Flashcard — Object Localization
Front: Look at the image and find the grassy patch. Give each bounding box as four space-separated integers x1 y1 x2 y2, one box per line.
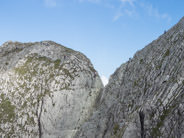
14 66 28 75
89 66 96 73
140 59 144 64
133 80 138 87
0 94 16 123
150 104 175 137
54 59 61 69
163 49 170 58
113 123 120 135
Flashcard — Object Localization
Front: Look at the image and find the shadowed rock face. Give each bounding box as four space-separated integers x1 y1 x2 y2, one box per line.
0 41 103 138
75 17 184 138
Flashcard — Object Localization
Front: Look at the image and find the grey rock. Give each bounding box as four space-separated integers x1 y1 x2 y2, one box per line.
0 41 103 138
75 17 184 138
2 17 184 138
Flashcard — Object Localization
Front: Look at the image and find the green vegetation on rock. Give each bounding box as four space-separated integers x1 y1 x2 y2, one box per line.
0 94 16 123
163 49 170 58
113 123 120 135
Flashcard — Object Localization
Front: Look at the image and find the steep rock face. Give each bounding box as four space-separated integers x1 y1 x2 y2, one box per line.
0 41 103 138
75 17 184 138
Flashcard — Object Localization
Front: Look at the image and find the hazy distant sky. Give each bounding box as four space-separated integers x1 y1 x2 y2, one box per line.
0 0 184 85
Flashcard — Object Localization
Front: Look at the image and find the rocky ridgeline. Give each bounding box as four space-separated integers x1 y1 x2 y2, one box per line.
0 41 103 137
75 17 184 137
1 17 184 138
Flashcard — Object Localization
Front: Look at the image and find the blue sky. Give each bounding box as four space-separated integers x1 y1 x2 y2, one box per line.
0 0 184 85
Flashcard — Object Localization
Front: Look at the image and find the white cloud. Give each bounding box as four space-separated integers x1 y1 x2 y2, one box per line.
44 0 57 7
113 0 136 21
124 9 135 16
140 3 171 22
113 12 123 21
121 0 136 7
101 75 109 86
78 0 101 4
113 0 171 22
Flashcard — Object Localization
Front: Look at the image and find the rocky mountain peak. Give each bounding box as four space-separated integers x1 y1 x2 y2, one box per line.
75 17 184 138
0 41 103 137
1 16 184 138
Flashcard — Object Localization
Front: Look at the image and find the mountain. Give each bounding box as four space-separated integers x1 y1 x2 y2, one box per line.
0 41 103 137
75 17 184 138
1 17 184 138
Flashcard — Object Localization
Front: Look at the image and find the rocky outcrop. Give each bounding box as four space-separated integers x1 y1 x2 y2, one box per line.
2 17 184 138
0 41 103 138
75 17 184 138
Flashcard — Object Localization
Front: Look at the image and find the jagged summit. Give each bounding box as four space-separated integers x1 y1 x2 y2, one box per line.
132 16 184 65
75 17 184 138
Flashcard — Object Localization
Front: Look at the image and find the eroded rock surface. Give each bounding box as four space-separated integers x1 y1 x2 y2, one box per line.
75 17 184 138
0 41 103 138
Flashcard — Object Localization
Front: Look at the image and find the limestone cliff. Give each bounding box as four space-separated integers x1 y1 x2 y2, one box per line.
0 41 103 138
75 17 184 138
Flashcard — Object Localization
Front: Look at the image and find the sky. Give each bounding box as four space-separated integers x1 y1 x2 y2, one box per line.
0 0 184 85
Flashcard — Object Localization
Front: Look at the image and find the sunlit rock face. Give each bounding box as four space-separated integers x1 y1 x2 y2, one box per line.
75 17 184 138
0 41 103 138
